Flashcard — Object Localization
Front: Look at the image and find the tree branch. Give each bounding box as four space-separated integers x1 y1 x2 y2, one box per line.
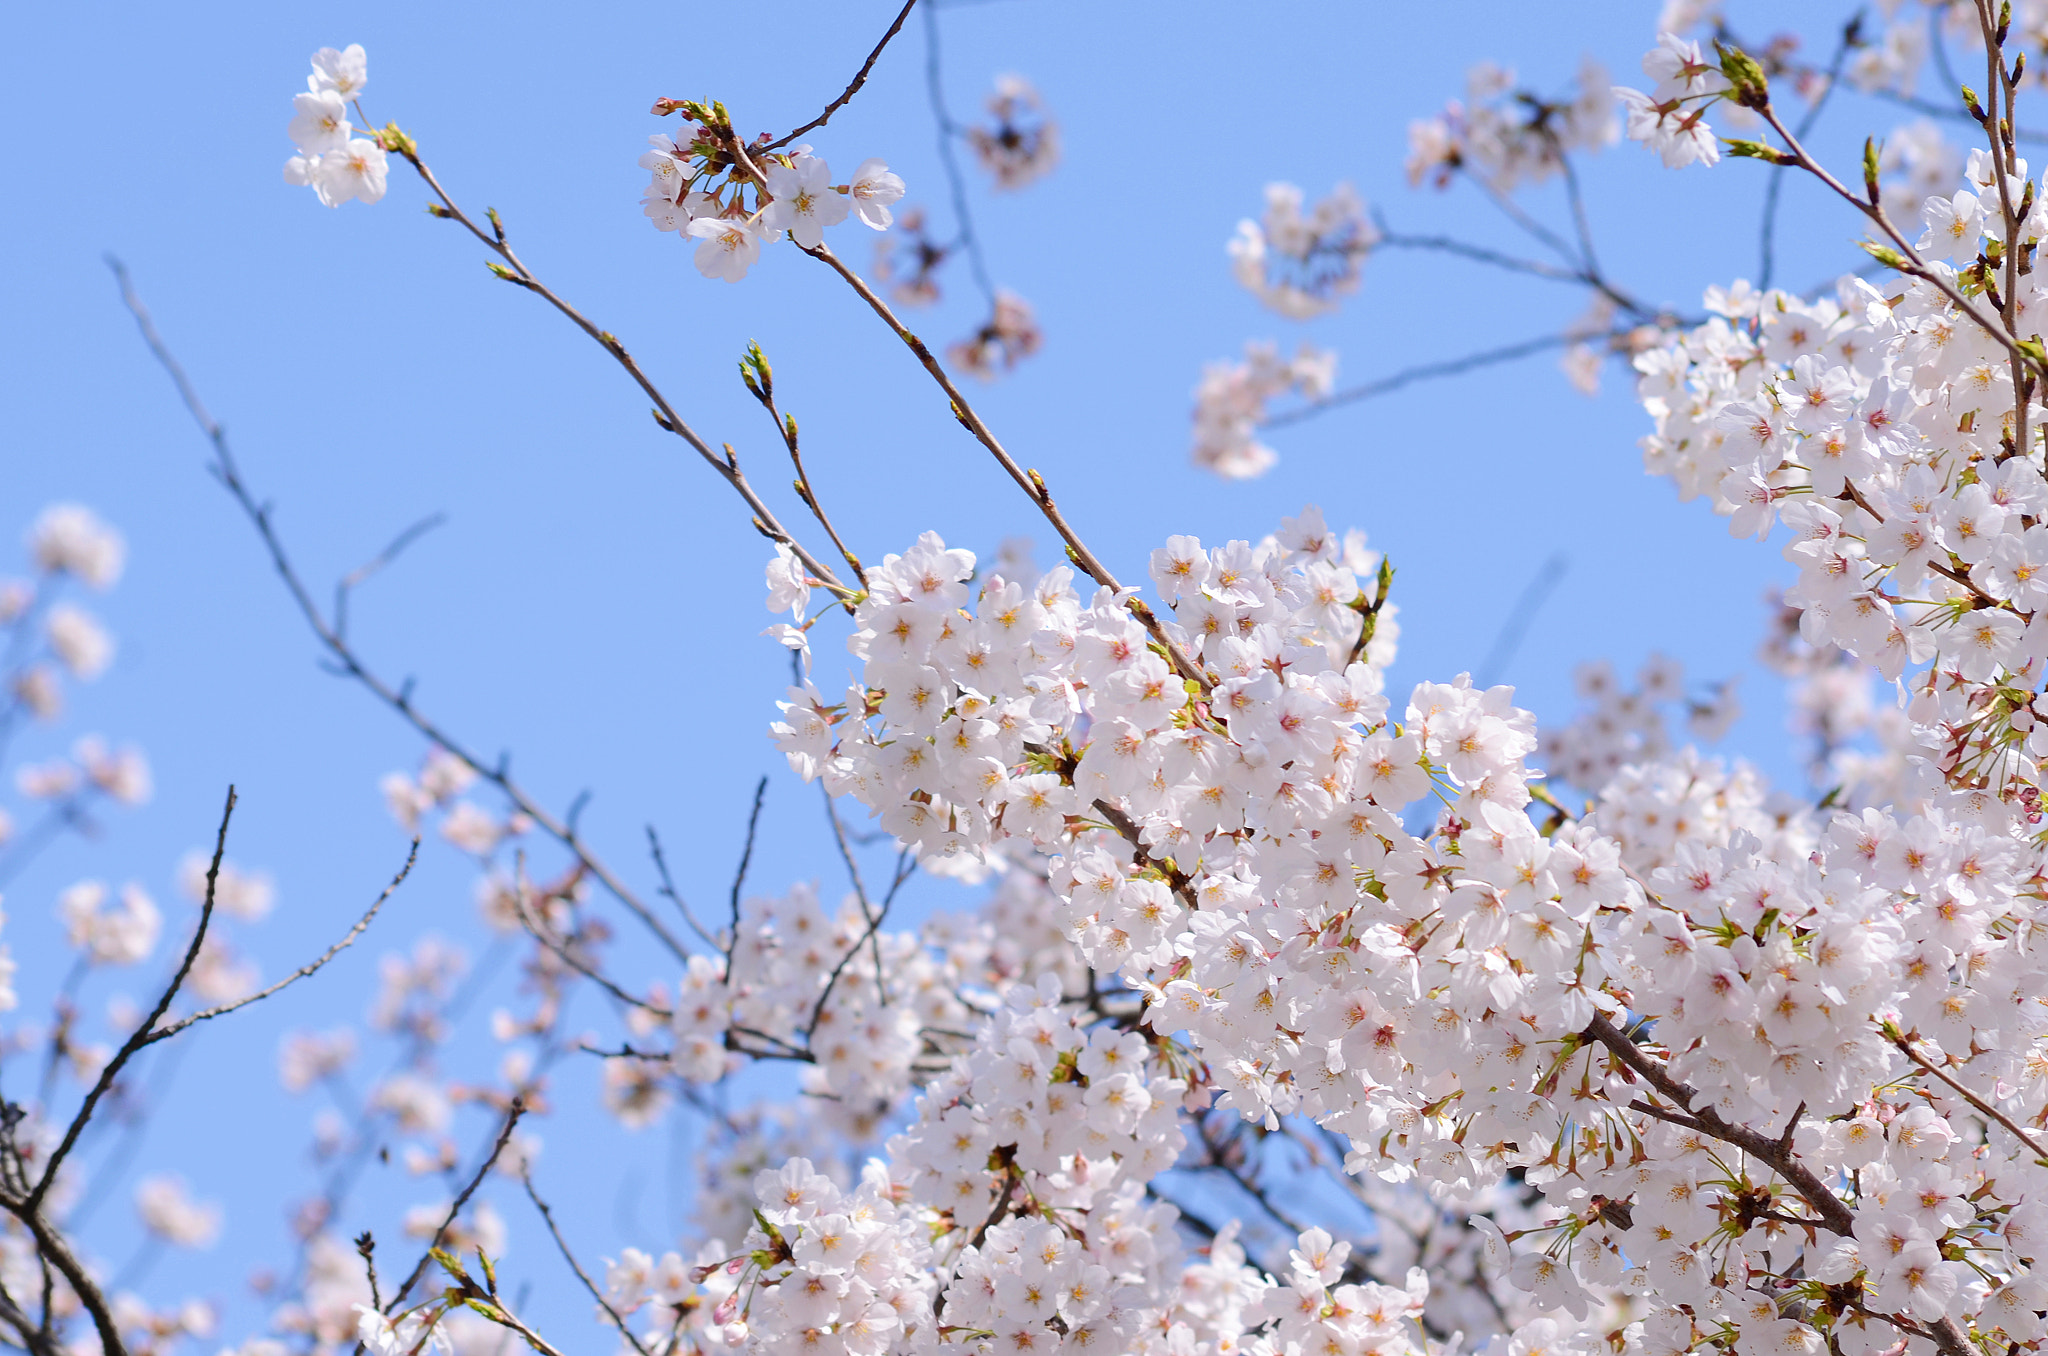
109 257 696 967
30 787 237 1209
763 0 922 151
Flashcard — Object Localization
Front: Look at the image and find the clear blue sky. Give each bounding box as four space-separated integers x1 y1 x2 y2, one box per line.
2 0 1876 1338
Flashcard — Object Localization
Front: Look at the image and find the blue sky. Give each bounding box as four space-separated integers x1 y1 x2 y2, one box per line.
2 0 1885 1338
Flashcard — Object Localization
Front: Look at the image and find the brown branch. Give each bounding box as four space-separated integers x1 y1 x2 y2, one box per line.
1888 1029 2048 1161
762 0 922 151
379 157 853 601
511 891 674 1021
16 1211 123 1356
386 1098 528 1310
1753 104 2045 383
646 825 722 952
521 1171 651 1356
750 364 868 587
727 777 769 967
29 787 236 1210
1585 1014 1852 1234
0 1283 60 1356
148 840 417 1044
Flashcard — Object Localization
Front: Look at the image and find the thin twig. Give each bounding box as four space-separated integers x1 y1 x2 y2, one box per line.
29 787 237 1209
522 1171 652 1356
647 826 722 952
1476 552 1569 687
1889 1030 2048 1161
800 240 1207 690
335 513 447 641
362 153 855 600
386 1099 528 1310
922 3 998 309
764 0 922 151
148 840 418 1044
727 777 769 965
110 257 695 966
1754 104 2045 382
1758 17 1857 290
1260 332 1586 431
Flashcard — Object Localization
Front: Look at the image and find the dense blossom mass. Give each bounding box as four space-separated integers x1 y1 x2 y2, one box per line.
26 13 2048 1356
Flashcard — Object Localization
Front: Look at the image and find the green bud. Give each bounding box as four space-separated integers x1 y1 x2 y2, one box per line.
1724 139 1796 165
378 122 417 157
1715 42 1771 110
1858 240 1907 270
1863 137 1882 205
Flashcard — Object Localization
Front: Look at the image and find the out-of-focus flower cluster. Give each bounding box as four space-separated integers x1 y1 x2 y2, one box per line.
1540 652 1740 795
1229 183 1377 321
966 76 1060 191
1406 57 1617 190
1190 342 1338 479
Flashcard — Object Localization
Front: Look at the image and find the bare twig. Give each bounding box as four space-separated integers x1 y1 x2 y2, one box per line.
363 153 854 601
728 777 769 965
1476 552 1569 687
1758 17 1857 290
748 358 869 587
149 840 418 1044
30 787 237 1209
800 240 1208 690
647 825 722 952
1260 332 1594 431
522 1171 652 1356
110 257 695 967
806 849 912 1035
763 0 922 151
921 3 998 309
335 513 446 641
387 1098 528 1310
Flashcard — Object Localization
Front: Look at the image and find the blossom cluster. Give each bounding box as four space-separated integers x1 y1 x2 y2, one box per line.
1633 150 2048 805
667 980 1477 1356
139 16 2048 1356
1614 34 1729 171
3 505 123 732
281 45 388 207
669 979 1194 1356
638 114 903 281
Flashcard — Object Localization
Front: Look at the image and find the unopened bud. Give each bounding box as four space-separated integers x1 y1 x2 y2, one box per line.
1715 42 1771 110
